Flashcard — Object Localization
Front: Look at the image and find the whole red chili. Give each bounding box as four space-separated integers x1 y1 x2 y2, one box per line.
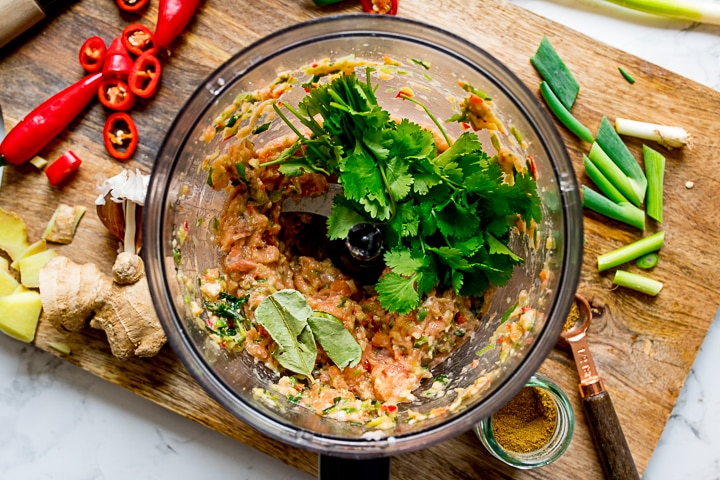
103 112 139 161
122 24 158 56
0 72 103 166
45 151 82 186
103 37 134 79
128 53 162 99
116 0 149 12
154 0 201 49
78 36 106 73
360 0 398 14
98 78 136 111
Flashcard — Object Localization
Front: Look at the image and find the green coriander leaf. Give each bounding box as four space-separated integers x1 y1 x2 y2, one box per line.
376 272 420 314
428 246 472 271
451 270 464 292
327 196 368 240
384 249 424 276
486 233 523 263
385 155 413 201
307 312 361 370
436 197 480 240
255 290 316 378
390 119 436 160
340 147 384 203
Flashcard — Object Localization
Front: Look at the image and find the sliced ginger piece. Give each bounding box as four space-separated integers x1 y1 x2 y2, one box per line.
0 256 9 271
18 249 58 288
0 269 19 296
0 290 43 342
13 284 32 294
43 204 86 244
10 239 47 270
0 208 30 260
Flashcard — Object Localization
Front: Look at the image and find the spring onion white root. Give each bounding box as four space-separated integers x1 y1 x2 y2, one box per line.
615 118 689 149
603 0 720 25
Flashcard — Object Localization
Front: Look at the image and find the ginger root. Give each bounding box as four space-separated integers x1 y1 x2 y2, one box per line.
39 253 166 359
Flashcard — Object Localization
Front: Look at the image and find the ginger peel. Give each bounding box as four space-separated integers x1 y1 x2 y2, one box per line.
39 253 166 359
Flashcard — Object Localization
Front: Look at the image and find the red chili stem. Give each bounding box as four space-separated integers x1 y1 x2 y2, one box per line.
0 72 103 166
154 0 201 49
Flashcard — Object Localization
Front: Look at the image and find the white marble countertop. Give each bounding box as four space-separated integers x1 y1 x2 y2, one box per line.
2 1 720 479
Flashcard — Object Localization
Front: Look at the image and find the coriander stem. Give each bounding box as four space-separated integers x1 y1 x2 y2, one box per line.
597 231 665 272
399 93 452 147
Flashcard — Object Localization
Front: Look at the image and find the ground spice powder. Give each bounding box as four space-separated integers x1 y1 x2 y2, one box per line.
491 386 558 453
564 301 580 332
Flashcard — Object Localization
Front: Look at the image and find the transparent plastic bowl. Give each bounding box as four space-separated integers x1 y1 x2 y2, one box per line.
143 14 583 460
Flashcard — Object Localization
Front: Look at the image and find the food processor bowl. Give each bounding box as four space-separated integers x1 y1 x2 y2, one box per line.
143 13 582 468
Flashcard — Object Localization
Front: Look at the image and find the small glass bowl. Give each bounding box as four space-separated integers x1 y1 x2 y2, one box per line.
474 373 574 469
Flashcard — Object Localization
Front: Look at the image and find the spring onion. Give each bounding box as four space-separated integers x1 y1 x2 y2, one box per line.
643 145 665 222
615 117 689 149
596 116 647 204
587 142 640 206
582 185 645 231
636 252 659 269
583 153 629 204
601 0 720 25
618 67 635 84
612 270 663 296
597 231 665 271
539 81 594 143
531 37 580 110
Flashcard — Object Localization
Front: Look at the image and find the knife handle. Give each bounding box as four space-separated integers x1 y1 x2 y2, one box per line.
582 391 640 480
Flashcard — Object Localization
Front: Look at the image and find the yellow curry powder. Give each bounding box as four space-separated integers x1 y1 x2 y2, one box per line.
491 386 558 453
563 301 580 332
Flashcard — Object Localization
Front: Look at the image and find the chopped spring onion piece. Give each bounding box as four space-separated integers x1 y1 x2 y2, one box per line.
636 252 659 269
597 231 665 272
587 143 638 205
643 145 665 222
601 0 720 25
618 66 635 84
539 81 594 143
582 185 645 231
584 153 628 204
531 36 580 110
615 117 689 149
612 270 663 296
596 116 647 203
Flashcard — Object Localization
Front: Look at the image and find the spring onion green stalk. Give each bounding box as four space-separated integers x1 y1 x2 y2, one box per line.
615 117 689 149
531 37 580 110
636 252 659 269
602 0 720 25
618 67 635 84
582 185 645 231
612 270 664 296
539 81 594 143
588 142 640 206
597 230 665 271
583 154 628 204
643 145 665 222
596 116 647 203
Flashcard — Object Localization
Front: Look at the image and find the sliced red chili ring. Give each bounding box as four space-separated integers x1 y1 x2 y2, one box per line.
45 151 82 186
128 53 162 99
78 36 106 73
98 78 136 111
122 23 158 57
102 37 134 79
360 0 398 14
103 112 139 161
116 0 149 12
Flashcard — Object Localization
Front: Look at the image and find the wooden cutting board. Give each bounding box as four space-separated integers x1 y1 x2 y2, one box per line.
2 0 719 478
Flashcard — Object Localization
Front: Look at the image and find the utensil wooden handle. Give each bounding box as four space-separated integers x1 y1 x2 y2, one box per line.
582 391 640 480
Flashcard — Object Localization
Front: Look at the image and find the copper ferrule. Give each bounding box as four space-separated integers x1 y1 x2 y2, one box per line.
569 338 607 398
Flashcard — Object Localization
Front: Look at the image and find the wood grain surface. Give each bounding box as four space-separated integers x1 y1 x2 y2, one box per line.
2 0 720 478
